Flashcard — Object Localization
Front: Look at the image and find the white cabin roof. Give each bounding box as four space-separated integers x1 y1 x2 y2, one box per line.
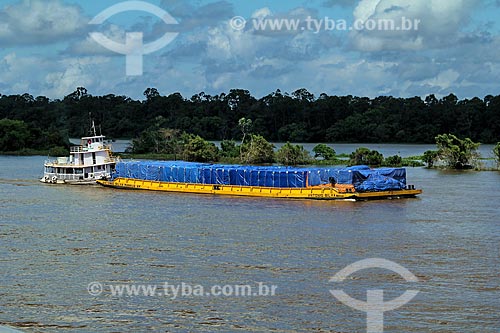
82 135 106 140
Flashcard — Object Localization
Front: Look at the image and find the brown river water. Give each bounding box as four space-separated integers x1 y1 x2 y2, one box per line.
0 152 499 332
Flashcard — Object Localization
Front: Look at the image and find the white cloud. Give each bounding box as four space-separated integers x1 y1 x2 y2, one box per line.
159 0 233 33
0 0 87 45
0 53 47 92
353 0 379 22
351 0 481 51
0 52 114 99
43 57 110 98
251 7 272 19
424 69 460 91
65 25 127 56
206 27 233 60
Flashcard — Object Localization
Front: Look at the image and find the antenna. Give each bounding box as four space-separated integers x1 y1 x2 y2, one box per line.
87 112 97 137
88 112 93 136
91 120 97 136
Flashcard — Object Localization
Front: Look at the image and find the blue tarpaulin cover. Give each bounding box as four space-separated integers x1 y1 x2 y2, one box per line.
113 161 407 191
326 166 406 191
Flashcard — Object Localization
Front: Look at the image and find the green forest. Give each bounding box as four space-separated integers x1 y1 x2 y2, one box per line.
1 87 500 153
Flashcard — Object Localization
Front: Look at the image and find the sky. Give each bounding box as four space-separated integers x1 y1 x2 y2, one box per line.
0 0 499 100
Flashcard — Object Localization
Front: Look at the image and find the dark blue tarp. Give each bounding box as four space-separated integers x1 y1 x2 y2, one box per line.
327 166 406 191
113 161 407 191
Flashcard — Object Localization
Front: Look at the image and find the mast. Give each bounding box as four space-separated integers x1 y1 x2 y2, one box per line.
88 112 97 137
90 120 97 137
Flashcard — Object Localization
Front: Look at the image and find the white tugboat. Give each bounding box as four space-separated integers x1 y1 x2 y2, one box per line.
40 123 118 184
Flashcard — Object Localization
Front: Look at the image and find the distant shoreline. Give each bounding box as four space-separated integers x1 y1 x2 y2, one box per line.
0 150 52 156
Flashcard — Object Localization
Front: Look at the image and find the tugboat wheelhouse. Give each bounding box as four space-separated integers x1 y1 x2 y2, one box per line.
41 124 118 184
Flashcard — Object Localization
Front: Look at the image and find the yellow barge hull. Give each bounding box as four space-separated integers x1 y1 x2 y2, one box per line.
97 178 422 201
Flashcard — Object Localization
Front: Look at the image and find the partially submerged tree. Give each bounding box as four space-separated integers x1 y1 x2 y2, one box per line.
435 134 480 169
349 147 383 166
238 117 252 145
182 135 219 162
238 117 253 160
276 142 311 166
312 144 336 160
220 140 240 159
423 150 439 168
493 143 500 167
240 134 275 164
130 127 183 154
384 155 402 167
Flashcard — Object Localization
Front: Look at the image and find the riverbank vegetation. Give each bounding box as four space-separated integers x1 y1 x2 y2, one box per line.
124 123 425 168
0 118 68 155
124 123 500 171
2 87 500 145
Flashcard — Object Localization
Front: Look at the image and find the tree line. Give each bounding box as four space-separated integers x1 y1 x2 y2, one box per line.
2 87 500 153
128 119 425 168
129 126 500 170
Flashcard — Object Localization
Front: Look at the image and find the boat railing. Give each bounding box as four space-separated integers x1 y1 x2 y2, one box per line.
71 145 113 153
43 171 111 182
102 144 114 151
70 146 85 152
44 159 70 165
46 158 117 166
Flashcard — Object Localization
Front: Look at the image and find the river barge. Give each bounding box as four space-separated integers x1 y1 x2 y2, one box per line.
97 161 422 200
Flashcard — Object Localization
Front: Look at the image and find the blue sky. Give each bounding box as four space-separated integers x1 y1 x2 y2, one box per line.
0 0 499 100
